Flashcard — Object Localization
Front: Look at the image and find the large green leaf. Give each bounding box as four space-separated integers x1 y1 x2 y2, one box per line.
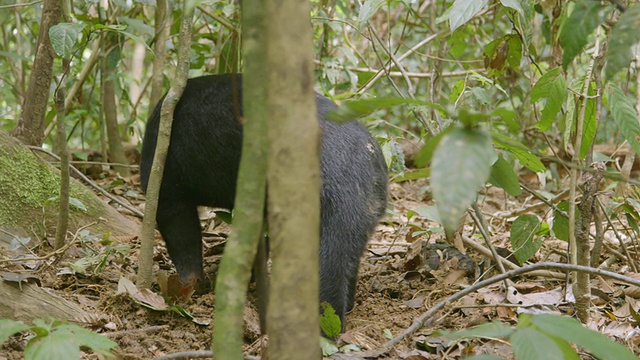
358 0 385 24
605 4 640 80
483 34 522 78
537 75 566 131
510 214 544 264
319 302 342 339
511 327 566 360
415 128 450 168
579 82 597 159
559 0 607 68
25 332 81 360
531 314 637 360
447 0 489 32
49 23 87 58
531 67 562 102
608 85 640 156
552 201 576 242
489 155 522 197
326 97 434 123
531 68 566 132
54 323 118 356
500 0 523 13
491 132 546 173
0 319 31 344
431 127 494 235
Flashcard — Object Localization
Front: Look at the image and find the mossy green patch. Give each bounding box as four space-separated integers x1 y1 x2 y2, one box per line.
0 143 105 230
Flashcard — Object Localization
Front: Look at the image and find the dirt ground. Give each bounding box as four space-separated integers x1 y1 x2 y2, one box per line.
2 168 640 359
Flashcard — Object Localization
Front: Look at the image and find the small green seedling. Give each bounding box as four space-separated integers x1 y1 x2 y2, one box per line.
0 318 117 359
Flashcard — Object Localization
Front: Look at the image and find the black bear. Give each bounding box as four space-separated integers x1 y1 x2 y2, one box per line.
140 74 388 327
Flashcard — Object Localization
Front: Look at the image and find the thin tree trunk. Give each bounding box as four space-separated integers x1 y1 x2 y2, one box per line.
212 0 268 356
150 0 170 108
101 36 130 176
137 1 194 291
54 65 70 250
265 0 321 357
12 0 62 146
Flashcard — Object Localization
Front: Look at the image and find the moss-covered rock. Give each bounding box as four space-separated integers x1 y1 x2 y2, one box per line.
0 131 139 241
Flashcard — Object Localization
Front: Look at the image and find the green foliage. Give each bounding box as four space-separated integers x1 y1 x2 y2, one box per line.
431 126 495 236
319 302 342 339
45 195 88 213
320 336 339 356
358 0 385 25
605 4 640 80
488 156 521 197
483 34 522 78
445 0 489 32
607 85 640 156
510 214 547 264
326 97 434 123
552 201 576 242
531 68 565 132
49 23 88 58
379 135 406 174
579 82 598 159
491 133 546 173
438 314 636 360
0 319 117 359
559 0 608 68
319 302 361 356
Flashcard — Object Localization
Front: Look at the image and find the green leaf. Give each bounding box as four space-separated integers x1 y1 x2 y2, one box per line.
319 336 339 356
320 302 342 339
431 127 495 235
531 314 637 360
326 97 434 123
552 201 573 241
69 197 87 212
412 205 441 223
492 108 519 133
440 321 514 340
214 210 233 224
49 23 87 58
500 0 523 13
537 76 566 131
511 327 565 360
458 108 491 127
449 79 465 104
605 4 640 80
359 0 385 24
489 155 522 197
559 0 607 68
392 168 430 182
94 24 153 53
530 67 566 133
531 67 562 102
380 137 405 173
30 319 53 336
415 127 452 168
491 132 546 173
608 85 640 156
506 34 523 70
0 319 31 344
26 332 81 360
54 323 117 356
510 215 543 263
448 0 489 32
579 82 597 159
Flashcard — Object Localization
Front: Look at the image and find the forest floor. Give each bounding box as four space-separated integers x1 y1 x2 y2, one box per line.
2 164 640 359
